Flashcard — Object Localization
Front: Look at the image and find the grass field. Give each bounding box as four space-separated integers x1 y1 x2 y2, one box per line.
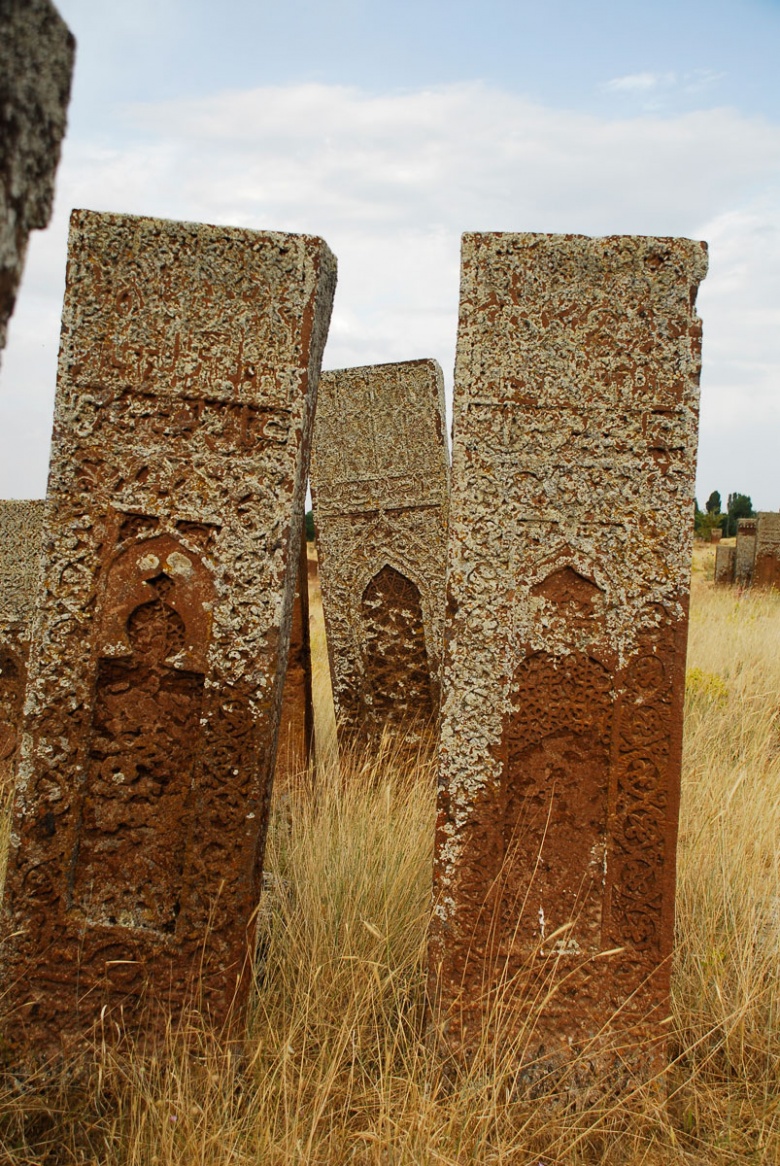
2 543 780 1164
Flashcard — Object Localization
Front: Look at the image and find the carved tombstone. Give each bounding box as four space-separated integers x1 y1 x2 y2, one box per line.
430 233 707 1083
0 0 74 365
710 528 722 543
753 513 780 589
734 518 757 587
0 501 44 788
1 210 336 1063
311 360 449 748
714 543 736 586
272 531 314 788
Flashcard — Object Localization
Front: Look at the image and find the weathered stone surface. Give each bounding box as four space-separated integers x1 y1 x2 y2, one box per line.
272 529 314 787
710 528 722 543
430 232 707 1083
311 360 449 747
714 543 736 586
1 209 336 1063
0 500 44 788
0 0 74 365
753 513 780 589
734 518 757 587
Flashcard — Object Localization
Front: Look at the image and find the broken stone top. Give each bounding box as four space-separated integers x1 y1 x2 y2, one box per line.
314 359 449 515
0 500 44 628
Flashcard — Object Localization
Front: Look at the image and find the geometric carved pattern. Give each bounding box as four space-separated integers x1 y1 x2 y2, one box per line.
1 210 336 1066
430 232 708 1085
311 360 449 750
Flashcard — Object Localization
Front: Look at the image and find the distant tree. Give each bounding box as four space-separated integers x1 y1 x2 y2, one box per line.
695 492 724 539
706 490 722 515
305 509 315 541
723 492 755 538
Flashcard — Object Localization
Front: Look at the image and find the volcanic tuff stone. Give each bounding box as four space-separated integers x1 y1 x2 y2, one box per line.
430 232 707 1085
311 360 449 747
0 0 74 366
0 500 44 787
1 209 336 1064
272 531 314 788
753 512 780 589
714 543 736 586
735 518 757 586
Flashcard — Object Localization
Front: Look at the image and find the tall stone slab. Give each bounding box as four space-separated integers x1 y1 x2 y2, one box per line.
311 360 449 747
734 518 757 586
272 530 314 787
753 513 780 589
0 501 44 788
1 210 336 1063
714 543 736 586
430 233 707 1082
0 0 74 365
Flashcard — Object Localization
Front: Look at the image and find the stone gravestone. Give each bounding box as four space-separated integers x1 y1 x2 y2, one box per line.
0 501 44 787
430 232 707 1083
714 543 736 586
734 518 757 587
272 530 314 788
753 512 780 589
0 0 74 366
710 528 722 543
311 359 449 749
1 209 336 1064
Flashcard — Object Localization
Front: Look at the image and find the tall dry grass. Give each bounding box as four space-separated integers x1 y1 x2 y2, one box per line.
1 544 780 1163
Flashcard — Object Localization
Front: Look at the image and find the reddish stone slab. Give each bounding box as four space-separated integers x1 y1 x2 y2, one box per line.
0 0 74 365
753 513 780 589
430 233 707 1086
0 501 44 789
272 530 314 789
734 518 757 586
0 210 336 1065
311 360 449 749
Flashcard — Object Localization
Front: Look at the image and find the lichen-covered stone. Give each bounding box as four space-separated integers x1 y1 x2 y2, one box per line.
311 360 449 747
0 209 336 1065
0 500 44 788
753 513 780 589
430 232 707 1085
735 518 757 586
272 530 314 788
714 543 736 586
0 0 74 365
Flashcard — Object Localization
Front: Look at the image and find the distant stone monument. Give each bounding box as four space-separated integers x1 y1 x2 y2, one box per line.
311 360 449 748
710 528 722 543
734 518 757 586
753 512 780 589
0 0 74 366
430 233 707 1083
272 532 314 787
1 210 336 1064
714 543 736 586
0 501 44 785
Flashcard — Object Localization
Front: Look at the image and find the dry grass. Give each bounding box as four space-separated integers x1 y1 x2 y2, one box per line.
2 544 780 1163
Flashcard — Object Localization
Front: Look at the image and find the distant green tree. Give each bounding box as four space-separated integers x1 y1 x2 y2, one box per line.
706 490 722 515
723 492 755 538
305 509 315 541
696 492 724 539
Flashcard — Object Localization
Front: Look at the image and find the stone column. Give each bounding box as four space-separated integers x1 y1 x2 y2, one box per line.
734 518 757 587
430 232 707 1084
753 513 780 589
714 544 736 586
1 210 336 1065
0 0 74 366
311 359 449 752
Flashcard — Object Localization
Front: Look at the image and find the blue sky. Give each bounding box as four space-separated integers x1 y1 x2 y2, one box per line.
2 0 780 505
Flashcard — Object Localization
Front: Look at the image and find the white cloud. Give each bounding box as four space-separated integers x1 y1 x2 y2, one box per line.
604 72 676 93
2 81 780 505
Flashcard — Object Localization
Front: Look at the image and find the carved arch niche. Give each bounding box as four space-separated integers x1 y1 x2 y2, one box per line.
358 563 434 737
71 532 215 935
